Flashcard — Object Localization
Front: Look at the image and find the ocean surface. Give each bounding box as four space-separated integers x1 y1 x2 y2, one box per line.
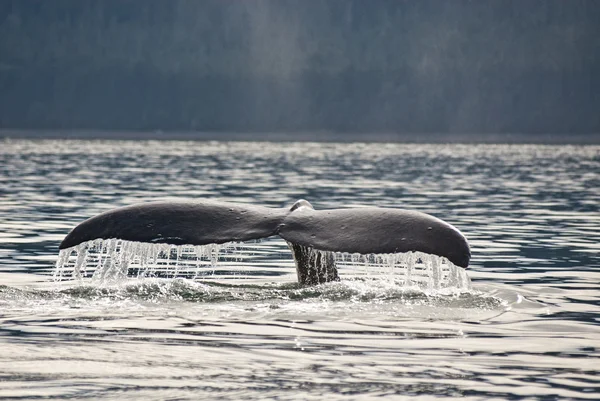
0 139 599 400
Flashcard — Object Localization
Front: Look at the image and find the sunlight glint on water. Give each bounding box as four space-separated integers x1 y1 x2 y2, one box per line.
1 140 599 400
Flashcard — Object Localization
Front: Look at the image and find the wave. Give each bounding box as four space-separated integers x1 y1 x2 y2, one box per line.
1 277 506 311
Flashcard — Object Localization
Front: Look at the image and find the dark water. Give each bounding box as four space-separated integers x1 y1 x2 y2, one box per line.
1 139 599 400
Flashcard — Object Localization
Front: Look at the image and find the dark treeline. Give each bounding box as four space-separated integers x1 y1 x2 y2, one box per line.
0 0 599 134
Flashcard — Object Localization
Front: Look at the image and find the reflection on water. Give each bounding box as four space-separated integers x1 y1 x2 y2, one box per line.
0 140 599 399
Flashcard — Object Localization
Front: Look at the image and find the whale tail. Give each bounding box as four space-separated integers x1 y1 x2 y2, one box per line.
60 199 470 286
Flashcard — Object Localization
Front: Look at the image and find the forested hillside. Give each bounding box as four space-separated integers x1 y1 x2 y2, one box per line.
1 0 598 134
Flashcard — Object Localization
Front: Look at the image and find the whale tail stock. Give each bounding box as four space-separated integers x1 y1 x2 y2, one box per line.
60 199 470 286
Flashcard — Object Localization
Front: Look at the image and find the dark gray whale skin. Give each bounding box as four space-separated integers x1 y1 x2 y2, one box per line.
59 201 288 250
60 200 470 285
278 207 471 269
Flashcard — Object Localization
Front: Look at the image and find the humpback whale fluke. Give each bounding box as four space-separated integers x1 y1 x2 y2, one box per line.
60 200 470 286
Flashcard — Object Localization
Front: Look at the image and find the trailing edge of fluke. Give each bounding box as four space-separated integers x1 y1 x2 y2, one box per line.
60 199 471 286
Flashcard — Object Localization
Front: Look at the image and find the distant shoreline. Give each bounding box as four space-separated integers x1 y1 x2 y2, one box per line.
1 129 599 144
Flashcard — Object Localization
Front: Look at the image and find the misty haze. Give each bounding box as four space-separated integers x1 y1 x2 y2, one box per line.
0 0 599 141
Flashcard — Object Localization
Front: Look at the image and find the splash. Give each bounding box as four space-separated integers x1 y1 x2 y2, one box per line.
54 239 471 290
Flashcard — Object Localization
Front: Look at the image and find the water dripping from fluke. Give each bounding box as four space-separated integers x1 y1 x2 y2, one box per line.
54 239 229 284
54 239 471 291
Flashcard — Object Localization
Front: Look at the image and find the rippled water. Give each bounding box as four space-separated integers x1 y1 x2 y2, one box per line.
1 139 599 400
